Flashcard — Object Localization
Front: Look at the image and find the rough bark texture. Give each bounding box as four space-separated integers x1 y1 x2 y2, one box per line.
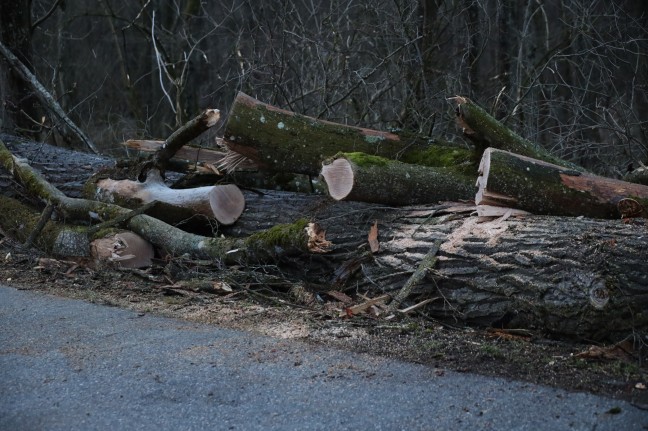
2 138 647 340
451 96 583 171
477 148 648 218
321 152 475 204
123 139 257 171
223 92 472 176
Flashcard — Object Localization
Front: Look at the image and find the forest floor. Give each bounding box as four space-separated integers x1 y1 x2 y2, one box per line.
1 235 647 409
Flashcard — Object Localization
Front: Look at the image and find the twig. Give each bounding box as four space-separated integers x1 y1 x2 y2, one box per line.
23 201 55 249
388 239 442 311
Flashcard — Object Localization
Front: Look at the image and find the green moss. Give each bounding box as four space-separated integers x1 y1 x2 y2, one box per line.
244 219 309 252
401 145 473 168
342 152 389 167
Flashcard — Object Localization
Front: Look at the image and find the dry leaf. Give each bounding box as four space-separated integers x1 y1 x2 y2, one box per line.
368 220 380 253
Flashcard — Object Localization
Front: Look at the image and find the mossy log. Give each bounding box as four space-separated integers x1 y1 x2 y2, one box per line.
3 139 647 340
477 148 648 218
320 152 475 205
0 139 329 263
223 92 473 176
0 195 91 256
234 193 648 341
451 96 583 171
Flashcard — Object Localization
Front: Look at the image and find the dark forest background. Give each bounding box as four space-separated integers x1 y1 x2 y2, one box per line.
1 0 647 177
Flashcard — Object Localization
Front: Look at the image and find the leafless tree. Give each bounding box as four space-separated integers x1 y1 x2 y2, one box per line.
2 0 645 175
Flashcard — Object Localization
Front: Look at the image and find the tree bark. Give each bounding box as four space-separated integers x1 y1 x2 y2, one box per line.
2 138 647 341
0 138 329 263
0 0 40 138
476 148 648 218
123 138 257 171
450 96 583 170
320 152 475 204
223 92 473 176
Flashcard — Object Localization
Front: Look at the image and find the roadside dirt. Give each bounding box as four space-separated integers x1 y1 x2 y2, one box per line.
1 235 646 409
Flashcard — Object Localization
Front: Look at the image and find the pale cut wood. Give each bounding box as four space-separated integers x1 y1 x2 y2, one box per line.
322 158 354 200
96 170 245 225
91 231 154 268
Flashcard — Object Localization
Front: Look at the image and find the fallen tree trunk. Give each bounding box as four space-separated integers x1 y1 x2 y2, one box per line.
2 139 647 341
94 170 245 225
223 92 473 175
0 138 329 263
476 148 648 218
450 96 583 171
320 152 475 204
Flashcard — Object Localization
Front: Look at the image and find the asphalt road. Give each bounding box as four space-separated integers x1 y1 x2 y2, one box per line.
1 285 645 431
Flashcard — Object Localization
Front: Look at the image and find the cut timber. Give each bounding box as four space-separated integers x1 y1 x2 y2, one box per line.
320 153 475 205
4 140 647 341
476 148 648 218
450 96 583 171
0 138 328 263
90 231 154 268
123 139 257 171
223 92 473 176
95 170 245 225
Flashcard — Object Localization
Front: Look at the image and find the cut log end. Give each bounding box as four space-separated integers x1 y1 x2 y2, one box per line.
209 184 245 225
204 109 221 127
321 158 354 201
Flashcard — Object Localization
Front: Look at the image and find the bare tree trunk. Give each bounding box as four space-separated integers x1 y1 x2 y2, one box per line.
0 41 98 153
0 0 41 138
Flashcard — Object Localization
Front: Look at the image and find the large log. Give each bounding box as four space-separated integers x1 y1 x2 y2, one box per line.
2 139 647 340
476 148 648 218
320 152 475 204
223 92 473 176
